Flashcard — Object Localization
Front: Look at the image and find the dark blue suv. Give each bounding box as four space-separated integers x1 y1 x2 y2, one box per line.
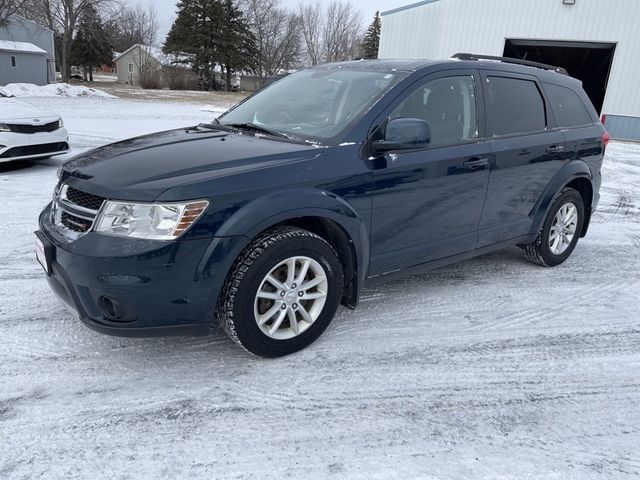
36 55 607 357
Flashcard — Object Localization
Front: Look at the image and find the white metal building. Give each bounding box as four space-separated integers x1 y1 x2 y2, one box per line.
379 0 640 141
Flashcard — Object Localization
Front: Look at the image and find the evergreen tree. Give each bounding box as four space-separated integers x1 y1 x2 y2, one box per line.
71 5 113 81
361 11 381 59
219 0 256 91
164 0 256 91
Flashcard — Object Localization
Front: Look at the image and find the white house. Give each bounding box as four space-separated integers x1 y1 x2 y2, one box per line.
379 0 640 141
114 44 196 89
0 15 56 85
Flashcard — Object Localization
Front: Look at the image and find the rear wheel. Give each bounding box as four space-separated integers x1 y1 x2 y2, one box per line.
523 188 585 266
217 227 343 357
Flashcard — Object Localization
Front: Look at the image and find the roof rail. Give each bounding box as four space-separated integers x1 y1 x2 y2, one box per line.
451 53 569 76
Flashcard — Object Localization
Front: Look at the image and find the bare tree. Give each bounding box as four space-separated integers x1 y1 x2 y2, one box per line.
0 0 28 22
299 1 363 66
298 2 322 65
131 46 162 89
242 0 301 81
111 1 159 50
17 0 116 82
322 1 362 62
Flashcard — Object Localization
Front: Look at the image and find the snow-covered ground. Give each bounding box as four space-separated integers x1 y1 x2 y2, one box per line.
1 96 639 479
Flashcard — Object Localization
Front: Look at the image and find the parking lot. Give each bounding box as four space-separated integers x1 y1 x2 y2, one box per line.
1 94 639 479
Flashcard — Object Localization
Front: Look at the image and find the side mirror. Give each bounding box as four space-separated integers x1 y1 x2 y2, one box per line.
372 118 431 153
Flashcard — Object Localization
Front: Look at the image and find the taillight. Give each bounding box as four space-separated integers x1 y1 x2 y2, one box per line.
600 114 606 125
602 130 610 149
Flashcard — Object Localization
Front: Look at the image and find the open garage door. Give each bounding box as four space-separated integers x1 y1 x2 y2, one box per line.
504 39 616 114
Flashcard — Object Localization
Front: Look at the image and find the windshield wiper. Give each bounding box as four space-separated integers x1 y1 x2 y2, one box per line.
196 122 233 132
224 122 291 139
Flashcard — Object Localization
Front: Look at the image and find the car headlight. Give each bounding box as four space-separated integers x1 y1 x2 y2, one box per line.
94 200 209 240
0 124 10 133
58 118 64 128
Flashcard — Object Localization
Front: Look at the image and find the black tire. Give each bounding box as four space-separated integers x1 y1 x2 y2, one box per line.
523 188 585 267
217 226 343 358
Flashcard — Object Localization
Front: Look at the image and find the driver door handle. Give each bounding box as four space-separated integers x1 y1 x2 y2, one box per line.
546 144 565 154
463 157 489 169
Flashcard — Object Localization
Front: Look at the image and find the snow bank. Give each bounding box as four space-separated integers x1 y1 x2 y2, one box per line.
0 83 115 99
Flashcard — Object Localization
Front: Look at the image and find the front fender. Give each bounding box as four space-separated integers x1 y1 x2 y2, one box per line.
196 187 370 290
216 188 363 237
529 159 593 235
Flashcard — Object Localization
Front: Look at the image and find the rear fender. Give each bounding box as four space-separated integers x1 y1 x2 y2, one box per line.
529 160 593 235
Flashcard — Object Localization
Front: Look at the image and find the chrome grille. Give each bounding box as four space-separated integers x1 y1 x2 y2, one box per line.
52 183 105 239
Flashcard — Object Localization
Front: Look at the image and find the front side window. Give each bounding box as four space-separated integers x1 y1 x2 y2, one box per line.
487 76 546 136
545 83 594 128
390 76 478 147
218 68 404 144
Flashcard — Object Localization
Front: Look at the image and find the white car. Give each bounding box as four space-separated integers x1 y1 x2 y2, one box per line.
0 92 70 163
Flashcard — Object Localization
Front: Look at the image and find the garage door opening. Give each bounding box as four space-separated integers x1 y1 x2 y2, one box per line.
503 39 616 114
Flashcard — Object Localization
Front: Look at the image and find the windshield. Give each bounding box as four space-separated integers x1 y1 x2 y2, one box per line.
218 68 405 144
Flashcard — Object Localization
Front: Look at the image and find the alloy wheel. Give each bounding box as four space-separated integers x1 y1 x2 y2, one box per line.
253 256 328 340
549 202 578 255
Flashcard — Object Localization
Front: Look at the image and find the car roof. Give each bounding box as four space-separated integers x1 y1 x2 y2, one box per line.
313 58 448 72
314 58 580 86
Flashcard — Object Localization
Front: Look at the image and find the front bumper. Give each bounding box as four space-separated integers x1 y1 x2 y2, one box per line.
38 204 246 337
0 128 70 162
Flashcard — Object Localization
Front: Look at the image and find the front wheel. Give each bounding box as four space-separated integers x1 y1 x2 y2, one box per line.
522 188 585 267
217 227 343 357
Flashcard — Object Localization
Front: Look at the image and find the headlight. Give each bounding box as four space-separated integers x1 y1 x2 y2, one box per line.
56 164 64 179
94 200 209 240
0 124 10 133
58 118 64 128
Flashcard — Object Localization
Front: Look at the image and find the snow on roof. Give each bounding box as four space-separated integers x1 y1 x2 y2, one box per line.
0 40 46 54
7 14 54 34
114 44 192 69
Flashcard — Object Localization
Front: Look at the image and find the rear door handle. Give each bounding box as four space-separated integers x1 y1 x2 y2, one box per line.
546 145 565 154
463 157 489 169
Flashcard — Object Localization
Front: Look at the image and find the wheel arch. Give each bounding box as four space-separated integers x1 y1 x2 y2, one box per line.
565 176 594 237
272 216 360 308
198 188 369 309
530 160 594 237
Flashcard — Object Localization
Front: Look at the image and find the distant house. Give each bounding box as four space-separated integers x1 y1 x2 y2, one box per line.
114 44 196 89
97 51 120 75
0 15 56 85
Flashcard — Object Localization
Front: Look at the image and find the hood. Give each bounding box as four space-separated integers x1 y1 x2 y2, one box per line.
0 97 60 123
61 127 320 201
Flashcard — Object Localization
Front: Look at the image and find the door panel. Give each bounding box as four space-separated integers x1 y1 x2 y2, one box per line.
478 131 567 246
368 71 490 276
477 71 568 247
370 142 491 275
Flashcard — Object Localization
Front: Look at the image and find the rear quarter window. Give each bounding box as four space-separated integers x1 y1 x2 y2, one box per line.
544 83 594 128
486 76 546 136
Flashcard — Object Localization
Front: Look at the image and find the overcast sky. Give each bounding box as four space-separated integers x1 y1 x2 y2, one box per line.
138 0 411 45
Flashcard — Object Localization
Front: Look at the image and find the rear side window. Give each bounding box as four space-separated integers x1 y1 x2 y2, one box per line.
486 76 546 136
545 83 593 127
